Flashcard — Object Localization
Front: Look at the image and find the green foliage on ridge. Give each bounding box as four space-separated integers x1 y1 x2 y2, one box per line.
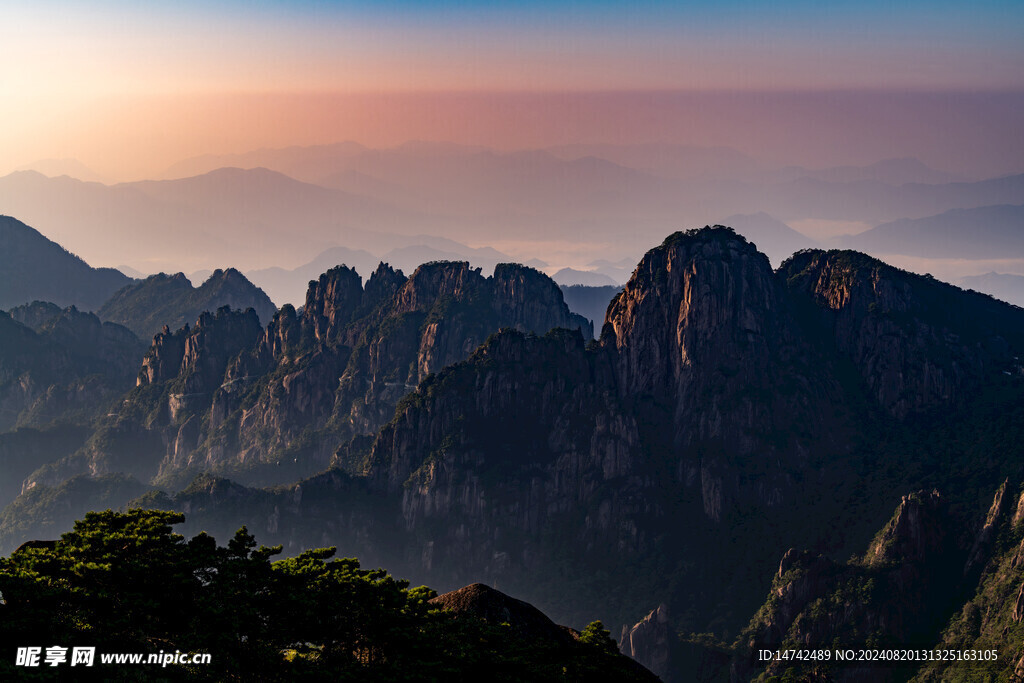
0 509 654 682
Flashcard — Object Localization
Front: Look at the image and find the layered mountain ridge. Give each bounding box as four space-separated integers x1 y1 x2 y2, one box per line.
22 259 591 493
0 304 143 433
4 226 1024 681
99 268 277 340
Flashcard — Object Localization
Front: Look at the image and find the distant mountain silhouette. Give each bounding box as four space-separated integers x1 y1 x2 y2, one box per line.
98 269 277 340
247 246 380 306
721 212 818 266
160 141 373 181
0 169 436 273
115 265 149 279
4 147 1022 277
559 284 623 333
585 257 639 285
778 157 963 185
761 175 1024 224
960 272 1024 308
0 215 131 311
545 143 766 181
14 158 109 184
552 268 619 287
839 204 1024 259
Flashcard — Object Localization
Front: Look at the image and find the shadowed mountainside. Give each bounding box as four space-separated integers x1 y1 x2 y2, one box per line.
98 269 277 340
0 215 131 311
3 227 1024 682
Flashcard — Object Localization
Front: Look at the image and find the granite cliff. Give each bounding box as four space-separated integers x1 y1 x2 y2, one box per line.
23 260 591 490
781 249 1024 418
0 304 143 432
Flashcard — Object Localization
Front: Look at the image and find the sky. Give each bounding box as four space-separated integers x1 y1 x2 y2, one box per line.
2 1 1023 180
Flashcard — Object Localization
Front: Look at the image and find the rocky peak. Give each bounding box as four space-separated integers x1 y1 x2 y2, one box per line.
178 306 263 396
759 549 838 644
600 227 835 519
604 226 791 402
491 263 593 338
162 272 193 288
620 604 674 681
302 266 364 343
137 306 261 394
137 325 189 386
7 301 63 330
429 583 573 646
197 268 267 312
392 261 482 314
866 489 946 567
781 249 1024 417
261 304 304 360
741 489 960 681
362 262 407 311
1014 488 1024 528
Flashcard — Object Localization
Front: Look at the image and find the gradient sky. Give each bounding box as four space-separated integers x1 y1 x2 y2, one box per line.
3 0 1024 179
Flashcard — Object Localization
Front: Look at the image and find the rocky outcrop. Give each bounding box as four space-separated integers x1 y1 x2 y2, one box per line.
740 490 957 681
964 479 1013 576
137 325 189 386
363 328 651 583
620 604 674 681
177 308 263 396
866 490 947 568
908 481 1024 681
104 259 592 486
781 250 1024 418
302 266 366 343
1014 651 1024 683
491 263 593 339
430 582 574 646
138 306 261 394
0 306 143 431
604 228 843 520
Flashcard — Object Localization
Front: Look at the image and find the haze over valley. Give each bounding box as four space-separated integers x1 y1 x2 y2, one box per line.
5 140 1024 308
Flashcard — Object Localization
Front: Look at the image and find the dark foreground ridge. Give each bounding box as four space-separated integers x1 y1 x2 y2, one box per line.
0 509 658 682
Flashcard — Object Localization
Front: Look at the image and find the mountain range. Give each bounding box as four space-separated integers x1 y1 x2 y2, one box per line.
840 204 1024 259
961 272 1024 308
2 224 1023 680
6 145 1023 283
